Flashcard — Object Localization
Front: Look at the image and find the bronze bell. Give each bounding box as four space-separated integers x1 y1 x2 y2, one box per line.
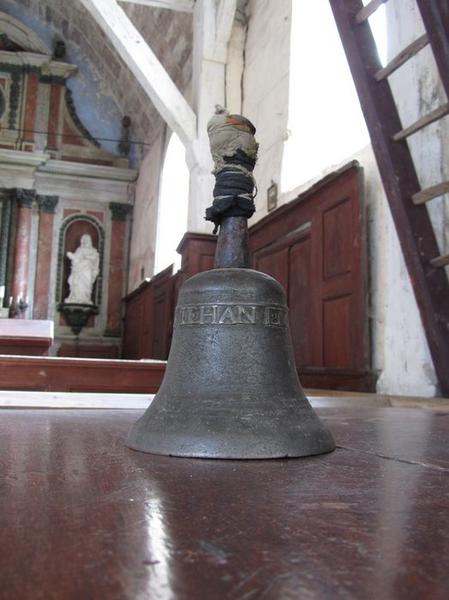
126 265 335 458
126 108 335 459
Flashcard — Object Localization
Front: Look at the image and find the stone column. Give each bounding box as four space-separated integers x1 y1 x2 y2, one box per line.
10 189 35 318
106 202 131 336
33 195 59 319
0 190 13 307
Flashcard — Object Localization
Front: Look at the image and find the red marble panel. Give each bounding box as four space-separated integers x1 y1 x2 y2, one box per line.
33 211 55 319
22 73 39 143
63 209 80 218
62 118 84 146
87 210 104 223
47 84 63 150
11 206 32 316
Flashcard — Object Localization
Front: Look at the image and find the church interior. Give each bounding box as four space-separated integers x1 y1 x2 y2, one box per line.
1 0 449 598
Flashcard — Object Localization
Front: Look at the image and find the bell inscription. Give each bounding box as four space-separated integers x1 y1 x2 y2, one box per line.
175 303 287 328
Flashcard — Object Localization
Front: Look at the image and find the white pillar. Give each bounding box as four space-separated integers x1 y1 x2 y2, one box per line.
186 0 237 233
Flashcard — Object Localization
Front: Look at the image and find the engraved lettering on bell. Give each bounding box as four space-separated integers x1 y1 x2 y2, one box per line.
175 303 287 328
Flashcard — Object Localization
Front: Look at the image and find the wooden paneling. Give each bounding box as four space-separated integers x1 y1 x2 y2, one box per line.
322 199 352 280
123 235 216 361
323 295 352 368
250 162 370 389
288 235 314 367
122 291 146 359
0 355 165 393
177 232 217 277
151 267 176 359
254 246 289 289
58 343 119 359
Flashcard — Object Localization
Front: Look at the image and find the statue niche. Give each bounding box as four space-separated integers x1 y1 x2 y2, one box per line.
65 233 99 305
58 218 102 336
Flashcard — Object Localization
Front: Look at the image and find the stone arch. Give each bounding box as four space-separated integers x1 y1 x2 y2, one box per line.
0 11 50 54
56 214 105 306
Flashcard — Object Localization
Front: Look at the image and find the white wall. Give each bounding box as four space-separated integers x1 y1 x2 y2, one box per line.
375 0 447 396
242 0 291 221
128 135 164 290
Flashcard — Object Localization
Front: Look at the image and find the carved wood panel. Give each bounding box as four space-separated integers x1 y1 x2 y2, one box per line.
250 163 369 384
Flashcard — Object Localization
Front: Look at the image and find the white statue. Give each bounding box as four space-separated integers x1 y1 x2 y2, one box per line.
65 234 100 305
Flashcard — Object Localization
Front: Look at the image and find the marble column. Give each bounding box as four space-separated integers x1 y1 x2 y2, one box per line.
106 202 131 336
33 195 58 320
10 189 35 319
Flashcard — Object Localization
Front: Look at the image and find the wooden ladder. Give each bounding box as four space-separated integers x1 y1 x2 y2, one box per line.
329 0 449 396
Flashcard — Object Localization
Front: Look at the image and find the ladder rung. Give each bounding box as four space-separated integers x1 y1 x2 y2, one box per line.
375 34 429 81
355 0 388 24
393 102 449 142
430 254 449 268
412 181 449 205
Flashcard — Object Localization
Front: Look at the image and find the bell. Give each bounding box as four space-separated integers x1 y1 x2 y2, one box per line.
126 265 335 459
126 108 335 459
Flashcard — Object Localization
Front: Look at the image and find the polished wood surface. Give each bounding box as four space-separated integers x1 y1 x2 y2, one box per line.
1 406 448 599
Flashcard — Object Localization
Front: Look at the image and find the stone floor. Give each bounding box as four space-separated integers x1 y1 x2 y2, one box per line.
1 400 449 599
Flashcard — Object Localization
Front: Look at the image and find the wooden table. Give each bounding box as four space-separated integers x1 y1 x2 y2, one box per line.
1 406 449 599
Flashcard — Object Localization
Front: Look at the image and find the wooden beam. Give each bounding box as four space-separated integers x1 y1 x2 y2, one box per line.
430 254 449 269
375 34 429 82
117 0 194 12
393 102 449 142
355 0 388 24
215 0 238 61
412 180 449 205
80 0 196 146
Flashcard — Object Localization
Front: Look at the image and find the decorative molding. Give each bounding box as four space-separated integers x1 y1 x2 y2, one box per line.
39 74 66 86
109 202 132 221
0 148 49 168
0 33 21 52
65 88 101 148
39 159 137 181
37 194 59 214
0 60 76 81
15 188 35 208
0 12 51 55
